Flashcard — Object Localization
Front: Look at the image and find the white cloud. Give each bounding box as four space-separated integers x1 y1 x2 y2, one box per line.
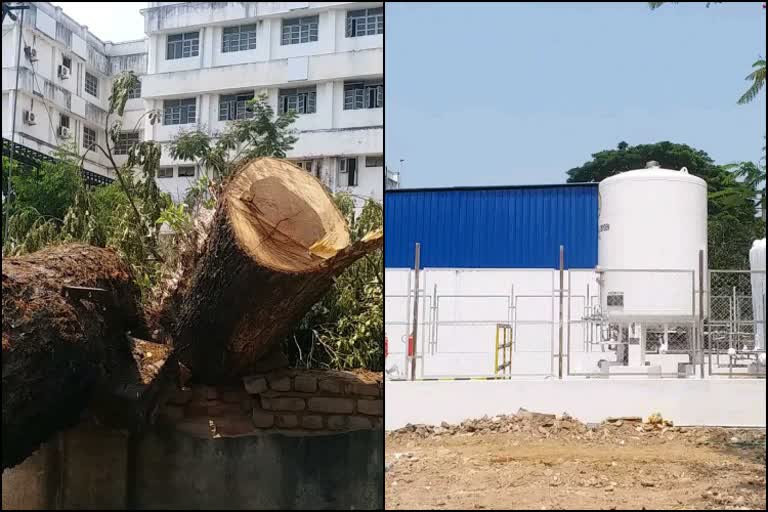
51 2 147 42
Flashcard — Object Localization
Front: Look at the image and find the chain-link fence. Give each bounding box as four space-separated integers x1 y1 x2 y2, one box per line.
706 270 766 377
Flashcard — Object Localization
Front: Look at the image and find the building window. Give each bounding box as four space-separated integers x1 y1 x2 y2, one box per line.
83 126 96 148
167 31 200 60
366 155 383 167
158 167 173 178
281 16 318 45
127 80 141 99
60 114 70 129
219 91 254 121
178 166 196 177
344 81 382 110
85 72 98 97
222 24 257 53
163 98 197 125
62 56 72 71
294 160 312 171
113 132 140 155
278 86 316 115
346 7 383 37
338 157 358 187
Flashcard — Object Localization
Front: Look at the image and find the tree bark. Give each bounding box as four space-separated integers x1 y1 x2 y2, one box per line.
167 157 382 382
2 243 148 470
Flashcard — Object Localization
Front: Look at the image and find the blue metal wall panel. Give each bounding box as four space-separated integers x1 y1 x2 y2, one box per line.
385 185 598 269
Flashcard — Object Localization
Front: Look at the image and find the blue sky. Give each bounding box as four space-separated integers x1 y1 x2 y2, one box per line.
385 2 767 188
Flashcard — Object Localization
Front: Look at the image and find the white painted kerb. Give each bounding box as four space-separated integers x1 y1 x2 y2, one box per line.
385 379 766 430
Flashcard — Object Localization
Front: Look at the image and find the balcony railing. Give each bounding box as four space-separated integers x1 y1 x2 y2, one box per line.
2 137 114 187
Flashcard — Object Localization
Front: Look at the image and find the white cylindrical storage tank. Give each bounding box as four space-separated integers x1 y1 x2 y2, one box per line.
750 238 766 351
598 163 708 322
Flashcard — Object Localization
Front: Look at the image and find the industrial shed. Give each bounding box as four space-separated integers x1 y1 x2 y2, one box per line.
384 184 599 269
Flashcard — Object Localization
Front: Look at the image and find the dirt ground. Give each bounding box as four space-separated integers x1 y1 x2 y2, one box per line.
385 413 766 510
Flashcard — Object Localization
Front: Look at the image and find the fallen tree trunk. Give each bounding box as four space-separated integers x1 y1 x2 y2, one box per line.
166 157 383 382
1 243 149 470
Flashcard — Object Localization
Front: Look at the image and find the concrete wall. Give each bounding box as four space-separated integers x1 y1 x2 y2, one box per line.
385 268 602 377
385 379 767 430
2 424 383 510
2 369 384 510
134 428 382 510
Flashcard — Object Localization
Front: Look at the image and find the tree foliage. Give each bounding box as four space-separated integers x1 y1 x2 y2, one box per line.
169 94 298 188
566 141 723 183
4 146 81 221
567 141 765 269
738 58 767 105
282 195 384 371
2 72 171 294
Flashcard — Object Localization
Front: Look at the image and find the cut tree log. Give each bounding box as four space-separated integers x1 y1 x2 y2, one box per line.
1 243 154 470
165 157 383 382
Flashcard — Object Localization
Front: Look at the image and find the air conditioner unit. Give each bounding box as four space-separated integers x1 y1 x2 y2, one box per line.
58 126 71 138
23 110 36 125
58 65 71 79
24 46 38 62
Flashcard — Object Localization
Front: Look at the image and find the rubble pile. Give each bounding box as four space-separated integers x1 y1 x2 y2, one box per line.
387 408 766 451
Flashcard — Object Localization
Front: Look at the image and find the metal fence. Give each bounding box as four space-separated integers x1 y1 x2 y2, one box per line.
706 270 766 377
386 256 765 380
565 268 699 378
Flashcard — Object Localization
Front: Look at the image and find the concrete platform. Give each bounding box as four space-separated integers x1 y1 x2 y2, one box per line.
385 378 766 430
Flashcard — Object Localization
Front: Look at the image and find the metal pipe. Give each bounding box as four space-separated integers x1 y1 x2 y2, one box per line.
405 271 411 375
410 243 421 381
420 279 427 379
586 282 590 351
551 270 555 376
565 270 573 375
431 283 437 355
691 271 696 366
5 6 26 240
558 245 564 379
699 250 705 379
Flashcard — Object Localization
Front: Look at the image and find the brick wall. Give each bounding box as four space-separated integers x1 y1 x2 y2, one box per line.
158 369 383 437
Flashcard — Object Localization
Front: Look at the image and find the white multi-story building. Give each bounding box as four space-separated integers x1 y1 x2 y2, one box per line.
2 2 383 204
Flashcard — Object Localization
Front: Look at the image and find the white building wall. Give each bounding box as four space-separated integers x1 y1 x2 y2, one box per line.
141 1 382 205
4 2 382 205
1 2 125 179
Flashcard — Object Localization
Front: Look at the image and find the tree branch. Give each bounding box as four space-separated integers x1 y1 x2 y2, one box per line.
93 142 165 264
